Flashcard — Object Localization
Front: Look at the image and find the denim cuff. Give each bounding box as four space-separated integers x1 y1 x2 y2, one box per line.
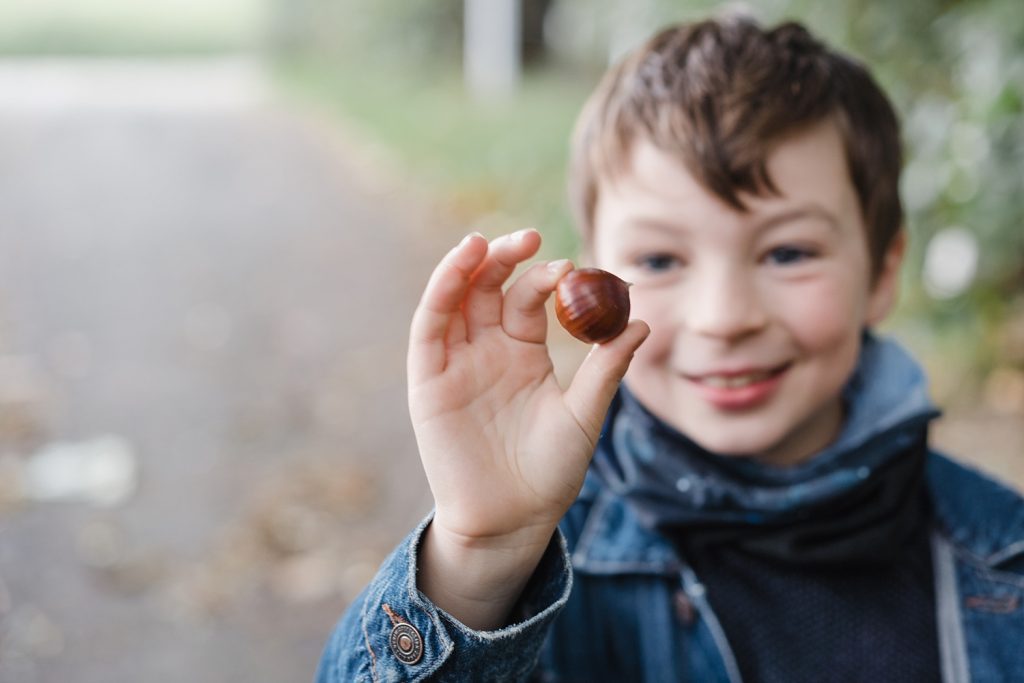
357 512 572 682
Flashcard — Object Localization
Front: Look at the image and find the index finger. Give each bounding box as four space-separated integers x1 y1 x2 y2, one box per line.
408 233 488 382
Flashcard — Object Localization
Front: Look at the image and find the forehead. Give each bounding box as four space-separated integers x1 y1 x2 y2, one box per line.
593 119 859 235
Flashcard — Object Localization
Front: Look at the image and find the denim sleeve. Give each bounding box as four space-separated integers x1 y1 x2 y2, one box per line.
314 512 573 682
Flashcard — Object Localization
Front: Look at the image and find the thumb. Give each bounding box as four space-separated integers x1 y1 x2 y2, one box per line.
563 319 650 443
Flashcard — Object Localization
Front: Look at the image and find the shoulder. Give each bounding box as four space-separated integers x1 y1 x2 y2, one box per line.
927 451 1024 569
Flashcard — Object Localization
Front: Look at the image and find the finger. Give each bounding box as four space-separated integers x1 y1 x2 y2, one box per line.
502 259 573 343
408 233 488 382
563 320 651 443
446 307 467 348
462 229 542 336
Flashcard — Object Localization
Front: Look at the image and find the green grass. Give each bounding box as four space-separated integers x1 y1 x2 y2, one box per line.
275 57 599 260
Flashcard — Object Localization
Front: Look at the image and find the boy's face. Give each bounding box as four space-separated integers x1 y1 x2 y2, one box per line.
591 119 903 466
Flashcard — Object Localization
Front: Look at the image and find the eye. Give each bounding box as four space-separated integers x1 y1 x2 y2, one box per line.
635 253 681 272
765 245 817 266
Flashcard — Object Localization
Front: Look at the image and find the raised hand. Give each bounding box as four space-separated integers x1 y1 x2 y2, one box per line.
408 229 648 629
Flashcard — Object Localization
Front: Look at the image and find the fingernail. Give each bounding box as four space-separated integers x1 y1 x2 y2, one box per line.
547 259 571 274
511 228 534 243
460 232 482 247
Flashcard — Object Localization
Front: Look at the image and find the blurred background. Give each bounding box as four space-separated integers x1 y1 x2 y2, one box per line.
0 0 1020 680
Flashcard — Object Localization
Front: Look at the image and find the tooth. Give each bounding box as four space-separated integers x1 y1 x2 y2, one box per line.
703 370 772 388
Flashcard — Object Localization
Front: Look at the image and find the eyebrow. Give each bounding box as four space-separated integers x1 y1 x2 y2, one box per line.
622 217 691 235
755 205 840 232
621 203 840 236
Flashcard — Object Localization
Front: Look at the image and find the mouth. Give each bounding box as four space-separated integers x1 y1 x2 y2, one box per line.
690 363 792 388
683 362 793 410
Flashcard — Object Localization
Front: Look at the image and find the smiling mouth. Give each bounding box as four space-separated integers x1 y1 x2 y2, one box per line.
689 363 792 388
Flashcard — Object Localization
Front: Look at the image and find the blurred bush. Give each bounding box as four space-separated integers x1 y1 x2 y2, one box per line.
274 0 1023 404
264 1 443 67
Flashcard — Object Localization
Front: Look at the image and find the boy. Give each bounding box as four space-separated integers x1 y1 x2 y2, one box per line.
317 15 1024 682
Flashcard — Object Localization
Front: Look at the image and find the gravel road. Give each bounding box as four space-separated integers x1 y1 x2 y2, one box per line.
0 58 445 683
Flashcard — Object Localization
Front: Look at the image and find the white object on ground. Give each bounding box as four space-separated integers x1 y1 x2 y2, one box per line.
22 435 137 506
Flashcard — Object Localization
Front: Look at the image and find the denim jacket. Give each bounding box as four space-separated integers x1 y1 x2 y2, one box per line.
315 450 1024 682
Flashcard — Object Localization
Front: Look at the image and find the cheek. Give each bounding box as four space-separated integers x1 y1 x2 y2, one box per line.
782 279 866 352
629 289 675 360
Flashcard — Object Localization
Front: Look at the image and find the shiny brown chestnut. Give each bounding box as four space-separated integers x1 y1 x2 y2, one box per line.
555 268 631 344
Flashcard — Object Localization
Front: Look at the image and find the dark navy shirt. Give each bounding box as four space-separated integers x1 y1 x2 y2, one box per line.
681 495 941 683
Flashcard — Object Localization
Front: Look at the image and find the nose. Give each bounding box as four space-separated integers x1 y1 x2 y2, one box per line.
684 264 768 341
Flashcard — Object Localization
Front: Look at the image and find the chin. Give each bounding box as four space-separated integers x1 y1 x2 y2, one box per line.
683 424 788 459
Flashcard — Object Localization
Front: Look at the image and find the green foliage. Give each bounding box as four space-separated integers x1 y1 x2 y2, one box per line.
281 0 1023 383
277 57 590 259
282 0 463 66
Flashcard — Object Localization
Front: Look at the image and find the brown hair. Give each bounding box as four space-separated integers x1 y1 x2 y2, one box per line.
568 15 903 279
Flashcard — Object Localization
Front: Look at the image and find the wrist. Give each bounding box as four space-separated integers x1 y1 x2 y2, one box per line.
417 519 556 630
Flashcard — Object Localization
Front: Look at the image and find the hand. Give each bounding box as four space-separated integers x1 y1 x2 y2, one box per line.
408 229 649 549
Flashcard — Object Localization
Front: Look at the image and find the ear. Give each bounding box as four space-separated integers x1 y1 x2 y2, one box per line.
866 230 907 326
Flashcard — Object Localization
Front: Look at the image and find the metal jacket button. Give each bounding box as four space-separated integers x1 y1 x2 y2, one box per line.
383 604 424 665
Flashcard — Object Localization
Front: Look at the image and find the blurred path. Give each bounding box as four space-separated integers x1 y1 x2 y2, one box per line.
0 58 443 682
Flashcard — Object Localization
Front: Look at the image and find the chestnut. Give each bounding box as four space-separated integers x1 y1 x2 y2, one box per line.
554 268 631 344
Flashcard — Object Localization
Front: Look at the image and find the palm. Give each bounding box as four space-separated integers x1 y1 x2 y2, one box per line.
413 333 589 536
